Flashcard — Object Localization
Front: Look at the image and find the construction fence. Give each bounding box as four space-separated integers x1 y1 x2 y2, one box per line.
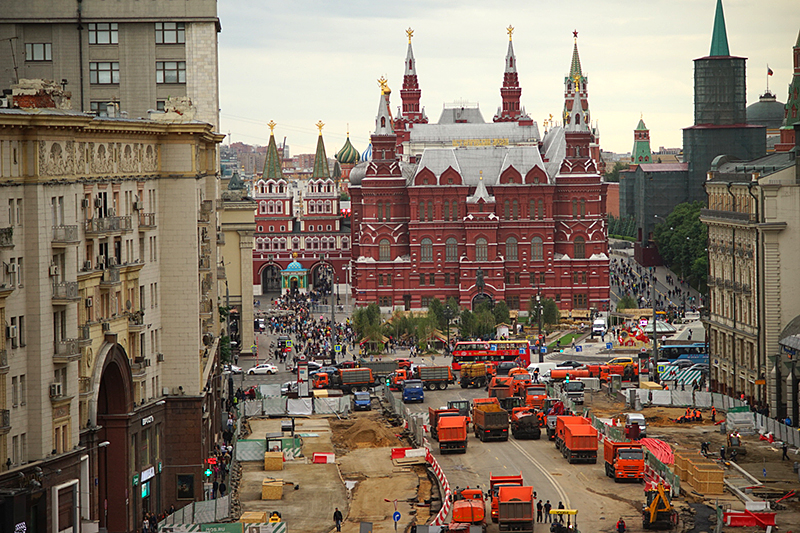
379 384 426 447
237 397 350 418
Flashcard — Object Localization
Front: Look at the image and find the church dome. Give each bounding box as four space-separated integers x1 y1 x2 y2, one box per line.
335 135 360 165
348 162 367 186
747 90 785 129
361 143 372 162
284 260 305 272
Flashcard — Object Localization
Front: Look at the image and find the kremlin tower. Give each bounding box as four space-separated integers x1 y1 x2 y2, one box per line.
631 117 652 167
394 28 428 158
493 26 531 124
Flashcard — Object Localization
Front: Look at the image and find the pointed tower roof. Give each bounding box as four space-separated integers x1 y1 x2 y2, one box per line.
709 0 730 57
405 29 417 76
505 27 517 74
631 116 652 165
374 77 394 135
569 30 583 79
263 120 284 181
466 172 496 204
635 117 648 131
311 121 330 179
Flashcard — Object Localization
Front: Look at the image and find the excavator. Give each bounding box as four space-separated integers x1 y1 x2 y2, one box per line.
642 482 678 529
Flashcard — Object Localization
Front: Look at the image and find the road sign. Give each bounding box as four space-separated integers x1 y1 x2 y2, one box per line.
606 343 613 350
575 346 583 352
393 512 401 522
639 319 648 327
286 340 293 348
334 344 342 352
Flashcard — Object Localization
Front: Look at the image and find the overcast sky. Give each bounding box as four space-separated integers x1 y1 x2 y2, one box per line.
218 0 799 158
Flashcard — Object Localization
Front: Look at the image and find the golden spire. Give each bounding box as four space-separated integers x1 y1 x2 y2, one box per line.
316 121 325 135
268 120 276 133
507 25 514 41
573 73 581 89
406 27 414 44
378 76 390 94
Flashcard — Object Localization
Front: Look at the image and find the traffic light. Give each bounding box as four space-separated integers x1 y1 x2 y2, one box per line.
385 377 391 386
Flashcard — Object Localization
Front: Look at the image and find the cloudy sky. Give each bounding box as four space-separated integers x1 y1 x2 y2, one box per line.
218 0 799 158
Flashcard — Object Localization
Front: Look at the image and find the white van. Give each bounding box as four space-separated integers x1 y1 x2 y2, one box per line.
625 413 647 437
591 318 606 337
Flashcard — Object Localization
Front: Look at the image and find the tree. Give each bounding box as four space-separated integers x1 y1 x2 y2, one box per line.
652 201 709 291
603 161 628 183
428 297 445 330
353 303 382 339
493 301 511 326
616 294 638 311
542 298 560 327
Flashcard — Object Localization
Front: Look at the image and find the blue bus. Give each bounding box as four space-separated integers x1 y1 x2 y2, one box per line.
658 343 707 363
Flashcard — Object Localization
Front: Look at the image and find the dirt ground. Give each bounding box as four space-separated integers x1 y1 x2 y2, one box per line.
588 392 800 531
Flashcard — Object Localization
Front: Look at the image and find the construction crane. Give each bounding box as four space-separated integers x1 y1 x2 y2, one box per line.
642 482 678 529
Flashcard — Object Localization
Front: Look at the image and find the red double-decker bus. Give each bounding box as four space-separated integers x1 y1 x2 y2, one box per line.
451 340 531 371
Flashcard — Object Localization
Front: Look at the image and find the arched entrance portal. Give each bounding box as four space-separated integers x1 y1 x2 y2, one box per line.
96 344 134 533
261 264 281 294
310 263 334 296
471 292 494 310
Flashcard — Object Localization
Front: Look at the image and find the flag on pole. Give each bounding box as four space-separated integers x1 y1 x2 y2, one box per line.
768 66 774 76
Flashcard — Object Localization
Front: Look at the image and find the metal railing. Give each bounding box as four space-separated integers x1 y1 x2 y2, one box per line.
0 409 9 431
138 212 156 228
52 225 79 243
101 266 121 285
78 324 92 345
200 298 214 314
79 377 92 395
217 266 226 279
84 216 132 234
199 257 211 270
52 281 79 301
0 227 13 247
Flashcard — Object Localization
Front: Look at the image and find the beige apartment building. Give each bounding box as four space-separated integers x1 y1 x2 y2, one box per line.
0 83 225 533
701 125 800 422
0 0 220 128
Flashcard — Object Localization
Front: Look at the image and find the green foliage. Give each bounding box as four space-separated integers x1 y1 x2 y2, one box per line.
603 161 628 183
492 301 511 326
652 201 709 291
616 294 638 311
542 299 560 326
353 303 383 341
220 335 232 363
608 214 637 238
459 302 497 339
427 298 445 330
340 192 350 201
218 305 230 322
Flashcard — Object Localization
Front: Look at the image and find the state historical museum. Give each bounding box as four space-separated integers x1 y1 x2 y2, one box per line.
349 29 610 312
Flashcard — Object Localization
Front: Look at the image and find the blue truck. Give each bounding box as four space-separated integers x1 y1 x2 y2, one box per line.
353 391 372 411
402 379 424 403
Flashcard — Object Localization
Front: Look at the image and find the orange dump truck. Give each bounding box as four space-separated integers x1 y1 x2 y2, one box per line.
438 415 468 454
448 487 486 532
603 440 645 481
489 376 514 400
554 415 591 451
473 402 509 442
498 485 535 533
561 422 598 464
428 407 459 441
525 384 547 409
489 473 523 523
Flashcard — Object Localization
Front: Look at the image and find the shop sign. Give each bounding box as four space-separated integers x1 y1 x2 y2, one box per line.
141 415 154 426
132 473 139 486
141 466 155 482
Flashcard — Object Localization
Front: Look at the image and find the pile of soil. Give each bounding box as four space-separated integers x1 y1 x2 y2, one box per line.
331 415 403 451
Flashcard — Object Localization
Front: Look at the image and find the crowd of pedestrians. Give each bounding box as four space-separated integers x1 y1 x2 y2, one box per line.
610 257 703 315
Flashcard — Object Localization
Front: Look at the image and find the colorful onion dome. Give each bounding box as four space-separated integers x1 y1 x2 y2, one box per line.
335 134 360 165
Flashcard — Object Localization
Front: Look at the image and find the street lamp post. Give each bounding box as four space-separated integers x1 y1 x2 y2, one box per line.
443 306 455 355
536 287 544 363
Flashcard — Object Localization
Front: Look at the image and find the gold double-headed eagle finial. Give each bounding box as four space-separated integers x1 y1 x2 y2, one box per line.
316 121 324 135
406 27 414 43
378 76 390 94
507 25 514 41
268 120 276 133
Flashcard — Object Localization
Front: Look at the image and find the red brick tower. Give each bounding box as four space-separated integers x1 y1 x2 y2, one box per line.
493 25 531 124
395 28 428 157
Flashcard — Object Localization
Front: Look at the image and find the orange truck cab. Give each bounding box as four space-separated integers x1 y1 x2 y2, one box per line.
603 440 645 481
313 373 329 389
489 376 514 399
438 415 469 454
489 473 523 523
510 373 533 396
525 385 547 409
449 487 486 531
389 369 410 390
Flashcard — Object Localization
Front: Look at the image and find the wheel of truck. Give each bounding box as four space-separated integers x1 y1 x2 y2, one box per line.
426 383 434 391
491 517 498 524
605 463 612 478
443 383 448 390
460 382 467 388
437 382 444 390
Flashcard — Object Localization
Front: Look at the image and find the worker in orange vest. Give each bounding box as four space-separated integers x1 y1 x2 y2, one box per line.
711 407 716 423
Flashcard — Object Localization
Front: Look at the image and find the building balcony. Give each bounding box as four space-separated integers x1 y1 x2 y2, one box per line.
217 265 226 280
52 225 80 246
79 376 92 395
0 282 14 299
700 208 753 225
99 266 121 288
0 350 7 374
128 312 146 332
0 227 14 248
0 409 9 434
199 257 211 271
138 212 156 229
52 281 79 303
131 356 149 377
216 232 225 246
54 338 81 363
198 200 213 225
199 298 214 317
84 216 132 235
78 324 92 346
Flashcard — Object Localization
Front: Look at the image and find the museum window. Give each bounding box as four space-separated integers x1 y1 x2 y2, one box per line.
377 202 383 222
429 273 436 285
580 198 586 218
574 236 586 259
427 201 434 221
90 101 121 117
508 296 520 310
531 237 543 261
419 202 425 221
444 272 451 285
505 272 511 284
155 22 186 44
156 61 186 84
385 204 391 221
421 297 432 308
504 200 511 219
89 62 119 84
505 237 518 261
451 201 458 220
512 199 519 220
445 237 458 262
476 238 488 262
572 198 578 218
443 201 450 221
420 238 433 262
25 43 51 62
514 272 520 285
529 199 536 219
88 23 118 45
538 199 544 219
379 296 392 307
573 293 588 309
379 239 391 261
419 273 426 286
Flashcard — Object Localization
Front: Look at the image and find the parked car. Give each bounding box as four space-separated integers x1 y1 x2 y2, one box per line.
303 361 323 372
556 360 584 369
496 361 519 375
353 391 372 411
248 363 278 375
222 364 243 374
673 359 694 369
337 361 359 369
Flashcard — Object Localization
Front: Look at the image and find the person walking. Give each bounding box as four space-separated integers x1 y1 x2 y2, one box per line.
711 406 716 423
333 507 343 532
544 500 552 523
783 441 790 461
557 501 565 523
536 499 543 523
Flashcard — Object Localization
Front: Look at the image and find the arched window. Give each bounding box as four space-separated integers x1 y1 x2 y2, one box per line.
427 201 434 221
580 198 586 218
574 236 586 259
327 183 332 193
309 202 315 214
476 238 488 262
377 202 383 222
574 113 580 125
381 117 386 128
259 201 267 214
292 237 300 249
419 201 425 221
268 201 274 214
572 198 577 218
443 201 450 221
279 183 284 193
341 237 349 250
505 237 518 261
445 237 458 262
379 239 391 261
512 199 519 220
279 238 286 250
504 199 510 219
421 238 433 262
529 199 536 220
268 183 274 193
385 204 391 221
325 200 332 212
276 202 283 214
538 199 544 219
531 237 543 261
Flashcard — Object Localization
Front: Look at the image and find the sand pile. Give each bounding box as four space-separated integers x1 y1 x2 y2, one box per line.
331 417 403 450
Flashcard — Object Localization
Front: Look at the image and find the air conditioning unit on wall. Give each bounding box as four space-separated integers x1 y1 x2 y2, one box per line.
49 383 62 398
6 325 17 339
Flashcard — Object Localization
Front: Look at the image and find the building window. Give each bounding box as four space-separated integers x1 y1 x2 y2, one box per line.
504 200 511 219
514 272 520 285
89 62 120 84
505 272 511 284
580 198 586 218
427 201 434 221
538 199 544 219
379 239 390 261
156 61 186 84
507 296 520 310
90 101 120 117
88 23 118 45
156 100 166 111
429 273 436 285
505 237 518 261
512 199 519 220
384 204 391 221
25 43 52 61
377 202 383 222
420 238 433 262
444 272 451 285
529 199 536 219
418 202 425 221
572 198 578 218
419 273 426 286
531 237 543 261
443 201 450 221
421 297 432 308
445 237 458 262
573 293 587 309
155 22 185 44
451 201 458 220
379 296 392 307
476 237 488 262
574 236 586 259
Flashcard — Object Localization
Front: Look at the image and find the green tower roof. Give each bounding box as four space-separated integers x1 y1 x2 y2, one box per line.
263 125 284 181
709 0 730 57
635 118 647 131
631 117 651 165
311 125 330 179
569 38 582 79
